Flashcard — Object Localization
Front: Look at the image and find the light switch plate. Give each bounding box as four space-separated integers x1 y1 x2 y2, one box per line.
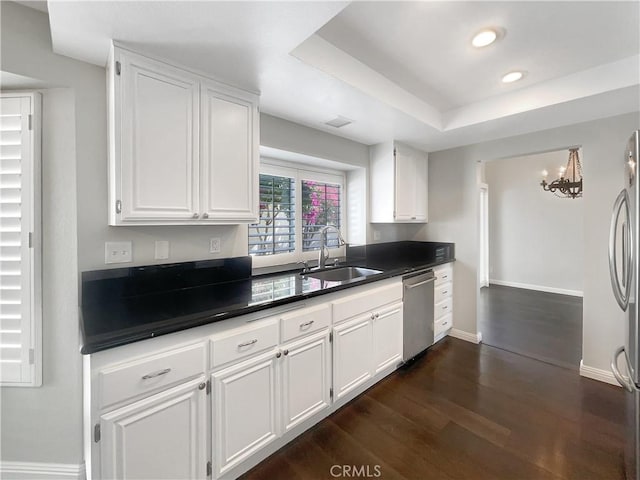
209 237 221 254
155 241 169 260
105 241 132 264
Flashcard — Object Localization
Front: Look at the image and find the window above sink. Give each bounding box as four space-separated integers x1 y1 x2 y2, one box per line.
249 160 347 268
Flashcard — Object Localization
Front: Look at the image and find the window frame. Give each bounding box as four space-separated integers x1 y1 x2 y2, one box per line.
250 159 347 268
0 92 42 388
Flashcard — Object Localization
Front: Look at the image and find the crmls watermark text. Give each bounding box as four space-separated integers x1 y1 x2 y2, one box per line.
330 464 382 478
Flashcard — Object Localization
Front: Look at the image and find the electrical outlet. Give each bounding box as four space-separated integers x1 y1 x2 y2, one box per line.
105 241 132 264
373 230 381 241
209 237 221 254
155 241 169 260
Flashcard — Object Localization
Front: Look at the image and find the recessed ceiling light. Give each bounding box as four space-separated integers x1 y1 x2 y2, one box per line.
502 71 525 83
472 29 498 48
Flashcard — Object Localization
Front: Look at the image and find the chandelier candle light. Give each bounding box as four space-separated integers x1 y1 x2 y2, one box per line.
540 148 583 199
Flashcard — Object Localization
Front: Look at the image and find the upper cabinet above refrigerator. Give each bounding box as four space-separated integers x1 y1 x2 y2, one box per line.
107 44 259 225
370 141 428 223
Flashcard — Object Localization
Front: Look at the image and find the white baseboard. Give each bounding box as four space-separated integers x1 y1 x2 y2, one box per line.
0 461 85 480
580 360 620 387
449 328 483 344
489 279 583 297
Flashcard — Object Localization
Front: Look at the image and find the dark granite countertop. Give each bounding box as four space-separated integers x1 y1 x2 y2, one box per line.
80 241 454 354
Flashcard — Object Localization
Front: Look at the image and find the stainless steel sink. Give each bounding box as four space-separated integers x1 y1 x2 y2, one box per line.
303 266 383 282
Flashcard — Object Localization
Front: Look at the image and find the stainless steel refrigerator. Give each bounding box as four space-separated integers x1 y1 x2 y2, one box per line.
610 129 640 480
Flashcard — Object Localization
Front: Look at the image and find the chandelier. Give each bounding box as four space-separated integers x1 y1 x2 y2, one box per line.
540 148 583 199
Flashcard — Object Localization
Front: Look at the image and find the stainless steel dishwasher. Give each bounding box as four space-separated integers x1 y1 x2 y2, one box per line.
403 269 436 361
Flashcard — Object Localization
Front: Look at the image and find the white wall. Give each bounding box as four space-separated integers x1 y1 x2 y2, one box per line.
424 112 640 374
485 150 584 295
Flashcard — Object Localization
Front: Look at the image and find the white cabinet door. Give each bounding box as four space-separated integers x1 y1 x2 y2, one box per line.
100 377 207 480
414 155 428 222
281 331 331 432
211 350 279 477
332 315 373 400
116 49 200 223
372 302 403 373
200 82 258 222
370 141 428 223
394 147 416 221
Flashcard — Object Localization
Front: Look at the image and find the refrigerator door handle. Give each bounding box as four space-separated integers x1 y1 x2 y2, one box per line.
608 189 632 311
611 346 637 392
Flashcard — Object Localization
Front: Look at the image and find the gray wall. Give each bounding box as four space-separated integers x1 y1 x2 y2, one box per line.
0 2 95 465
485 149 584 294
424 112 640 373
0 2 375 466
0 87 83 464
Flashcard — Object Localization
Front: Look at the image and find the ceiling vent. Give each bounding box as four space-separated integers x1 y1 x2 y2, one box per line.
324 116 353 128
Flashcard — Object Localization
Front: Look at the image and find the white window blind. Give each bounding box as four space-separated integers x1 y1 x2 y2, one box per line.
249 161 346 267
0 93 41 387
249 174 296 256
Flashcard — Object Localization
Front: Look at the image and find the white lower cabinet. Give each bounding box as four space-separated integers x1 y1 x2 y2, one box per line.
89 279 407 480
211 329 331 477
333 315 374 400
434 263 454 343
333 301 403 400
100 377 208 480
281 331 331 432
372 302 403 373
211 350 279 477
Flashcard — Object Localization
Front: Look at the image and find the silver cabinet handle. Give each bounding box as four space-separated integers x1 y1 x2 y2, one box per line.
276 351 282 358
370 313 375 320
442 305 448 309
609 189 632 311
611 346 636 392
202 213 209 219
283 349 289 356
405 277 436 290
442 290 448 295
192 213 199 218
441 275 448 280
300 320 314 329
141 368 171 380
238 339 258 348
374 313 379 319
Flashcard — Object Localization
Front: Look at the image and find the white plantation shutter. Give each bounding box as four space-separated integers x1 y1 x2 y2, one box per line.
0 93 41 387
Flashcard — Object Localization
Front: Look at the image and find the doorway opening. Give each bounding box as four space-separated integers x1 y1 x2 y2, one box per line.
478 148 584 370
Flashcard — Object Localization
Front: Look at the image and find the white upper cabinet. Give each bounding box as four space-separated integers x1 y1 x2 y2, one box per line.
108 44 259 225
113 49 200 222
200 82 258 221
370 141 428 223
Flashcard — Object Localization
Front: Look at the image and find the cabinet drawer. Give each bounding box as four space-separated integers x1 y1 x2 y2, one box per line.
435 313 453 336
98 342 206 410
210 318 278 368
281 304 331 343
332 281 402 324
434 264 453 286
434 281 453 304
434 297 453 321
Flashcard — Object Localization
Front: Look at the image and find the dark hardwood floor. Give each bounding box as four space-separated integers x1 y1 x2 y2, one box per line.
241 338 624 480
479 285 583 370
